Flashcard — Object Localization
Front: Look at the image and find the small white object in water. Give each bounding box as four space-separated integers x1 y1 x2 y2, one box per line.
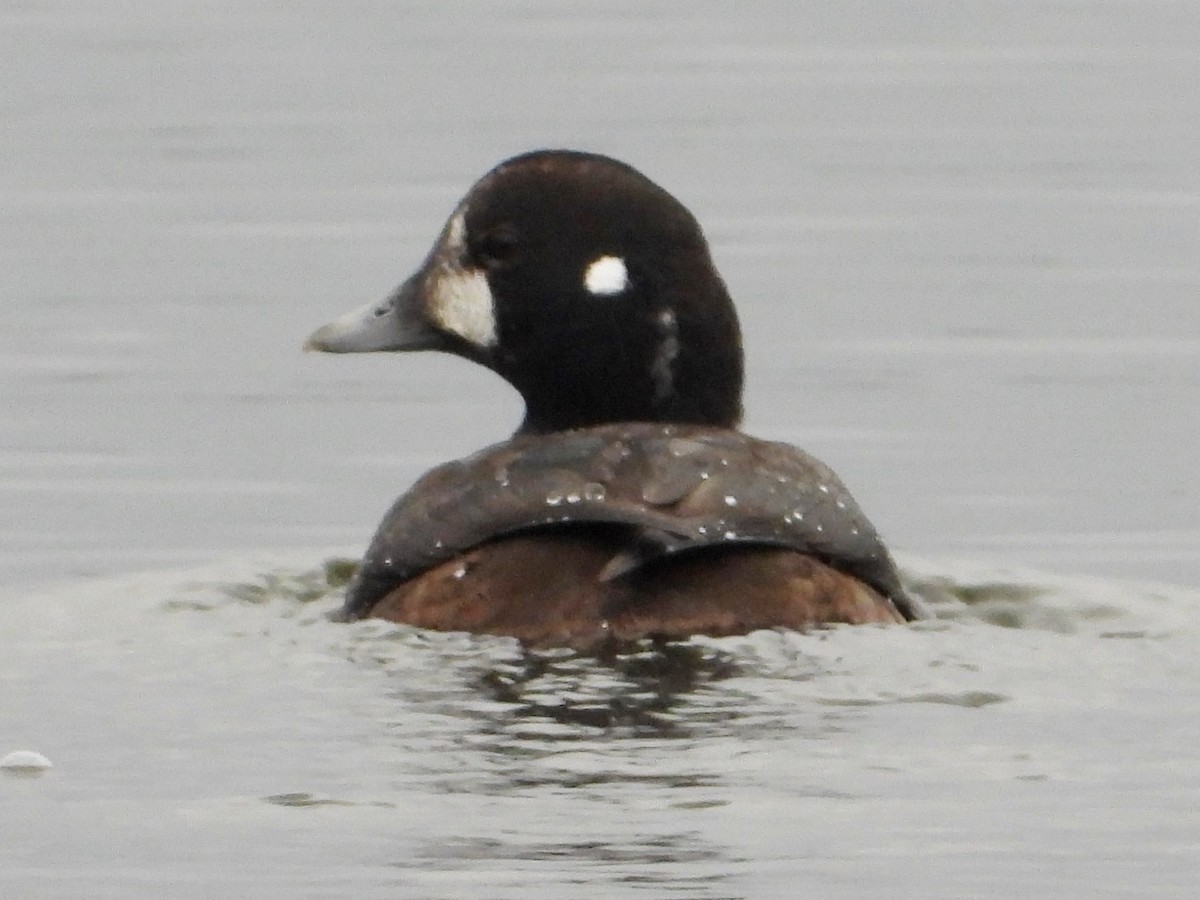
1 750 53 778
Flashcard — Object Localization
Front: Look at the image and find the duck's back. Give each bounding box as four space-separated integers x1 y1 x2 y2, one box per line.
341 423 913 647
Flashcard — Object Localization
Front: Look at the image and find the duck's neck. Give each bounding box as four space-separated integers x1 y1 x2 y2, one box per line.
513 309 745 436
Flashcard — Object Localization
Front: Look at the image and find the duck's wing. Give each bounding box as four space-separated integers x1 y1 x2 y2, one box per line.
341 423 919 621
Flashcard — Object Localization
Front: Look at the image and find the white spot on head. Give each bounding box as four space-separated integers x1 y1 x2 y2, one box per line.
584 255 628 296
428 210 498 348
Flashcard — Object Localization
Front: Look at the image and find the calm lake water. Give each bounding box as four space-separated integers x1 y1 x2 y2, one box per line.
3 2 1199 897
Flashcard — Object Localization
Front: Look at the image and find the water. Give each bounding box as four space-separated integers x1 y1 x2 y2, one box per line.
3 2 1199 897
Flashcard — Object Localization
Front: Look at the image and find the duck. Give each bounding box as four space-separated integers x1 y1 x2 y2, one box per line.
305 149 919 648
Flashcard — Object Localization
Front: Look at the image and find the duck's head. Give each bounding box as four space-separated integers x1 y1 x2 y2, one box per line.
305 150 744 435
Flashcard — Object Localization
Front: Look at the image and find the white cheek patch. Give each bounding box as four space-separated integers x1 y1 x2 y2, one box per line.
584 255 628 296
425 207 498 349
429 268 497 348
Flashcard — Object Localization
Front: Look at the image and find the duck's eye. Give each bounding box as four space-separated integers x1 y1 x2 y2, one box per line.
473 224 521 271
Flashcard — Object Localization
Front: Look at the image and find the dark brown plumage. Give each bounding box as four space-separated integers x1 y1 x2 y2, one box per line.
372 538 901 649
306 151 917 647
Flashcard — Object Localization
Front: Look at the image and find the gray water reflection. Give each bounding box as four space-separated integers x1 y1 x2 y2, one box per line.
469 645 747 737
3 554 1199 899
369 640 846 896
398 833 742 898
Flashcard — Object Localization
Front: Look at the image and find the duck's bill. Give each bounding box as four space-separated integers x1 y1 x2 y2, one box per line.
304 274 440 354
